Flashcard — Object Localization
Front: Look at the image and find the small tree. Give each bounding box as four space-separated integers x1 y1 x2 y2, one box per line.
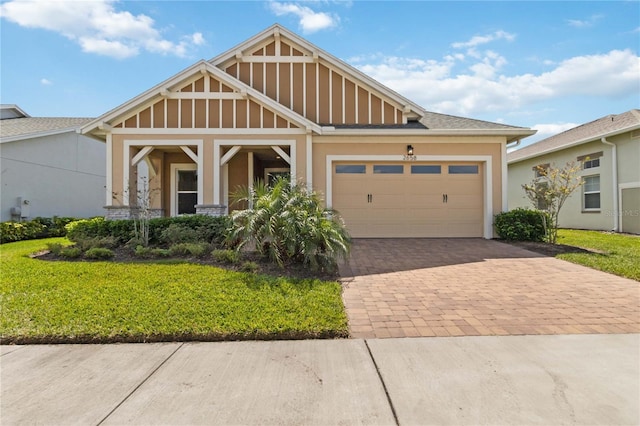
522 162 583 244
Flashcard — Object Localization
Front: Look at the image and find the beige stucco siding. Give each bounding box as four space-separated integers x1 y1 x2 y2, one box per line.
312 136 505 233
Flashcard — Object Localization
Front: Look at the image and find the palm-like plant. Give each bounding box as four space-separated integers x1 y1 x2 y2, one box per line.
226 178 350 272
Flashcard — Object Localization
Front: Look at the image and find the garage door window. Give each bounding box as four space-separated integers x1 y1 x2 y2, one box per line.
373 165 403 174
449 165 479 174
411 165 441 174
336 165 366 174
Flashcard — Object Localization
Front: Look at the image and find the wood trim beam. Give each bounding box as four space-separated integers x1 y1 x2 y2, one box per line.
220 145 241 166
131 146 154 166
271 145 290 164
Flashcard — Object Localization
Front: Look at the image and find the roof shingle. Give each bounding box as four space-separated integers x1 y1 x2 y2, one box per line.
508 109 640 163
0 117 93 141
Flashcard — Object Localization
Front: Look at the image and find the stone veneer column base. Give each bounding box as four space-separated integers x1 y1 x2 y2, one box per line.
195 204 227 216
104 206 165 220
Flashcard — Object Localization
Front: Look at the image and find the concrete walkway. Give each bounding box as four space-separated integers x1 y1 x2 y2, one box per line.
2 334 638 425
340 239 640 339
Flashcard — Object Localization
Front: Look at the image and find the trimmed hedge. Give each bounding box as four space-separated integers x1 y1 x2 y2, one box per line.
0 216 78 244
66 215 230 246
494 208 548 242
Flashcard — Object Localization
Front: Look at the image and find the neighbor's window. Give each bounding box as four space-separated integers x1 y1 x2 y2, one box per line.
177 170 197 215
583 175 601 210
533 163 550 178
535 182 549 210
582 157 600 169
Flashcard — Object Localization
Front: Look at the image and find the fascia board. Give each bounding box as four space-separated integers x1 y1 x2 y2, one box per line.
209 24 426 117
321 128 537 138
507 124 640 164
0 127 79 144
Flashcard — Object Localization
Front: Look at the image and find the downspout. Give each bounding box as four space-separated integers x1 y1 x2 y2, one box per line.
601 137 618 232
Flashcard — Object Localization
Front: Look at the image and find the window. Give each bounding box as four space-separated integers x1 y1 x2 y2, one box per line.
448 165 478 174
177 170 197 215
373 165 403 174
578 152 603 170
336 165 366 174
583 157 600 169
583 175 601 210
535 182 549 210
411 165 441 174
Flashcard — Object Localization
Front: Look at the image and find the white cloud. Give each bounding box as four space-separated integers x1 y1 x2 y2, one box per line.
352 49 640 116
567 14 603 28
0 0 205 59
532 122 579 139
451 30 515 49
40 78 52 85
268 2 338 33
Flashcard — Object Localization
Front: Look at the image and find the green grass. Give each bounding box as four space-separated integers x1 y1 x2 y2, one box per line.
0 238 348 343
556 229 640 281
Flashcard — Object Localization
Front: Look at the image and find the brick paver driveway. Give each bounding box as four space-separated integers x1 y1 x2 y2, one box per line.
340 239 639 339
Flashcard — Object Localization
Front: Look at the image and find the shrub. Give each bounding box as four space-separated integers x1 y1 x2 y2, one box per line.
74 236 119 252
151 248 171 257
149 215 230 246
160 224 200 245
0 221 46 244
169 242 209 257
212 249 240 264
494 208 548 242
60 247 82 259
84 247 115 260
134 245 153 258
226 178 351 272
46 242 64 255
31 216 77 237
239 261 259 273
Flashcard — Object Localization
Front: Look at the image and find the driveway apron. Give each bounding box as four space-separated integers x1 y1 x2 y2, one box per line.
339 238 640 339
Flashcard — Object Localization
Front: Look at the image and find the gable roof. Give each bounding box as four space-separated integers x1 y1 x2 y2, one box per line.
1 104 31 119
1 117 93 143
81 60 322 137
508 109 640 163
210 24 426 120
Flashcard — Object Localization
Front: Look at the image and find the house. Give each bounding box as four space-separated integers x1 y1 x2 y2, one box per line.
508 110 640 234
0 104 106 221
81 24 534 238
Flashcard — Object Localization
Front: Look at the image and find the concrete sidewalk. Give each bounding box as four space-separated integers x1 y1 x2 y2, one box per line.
2 334 638 425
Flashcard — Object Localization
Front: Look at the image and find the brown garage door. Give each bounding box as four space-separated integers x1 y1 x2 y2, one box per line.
333 162 484 238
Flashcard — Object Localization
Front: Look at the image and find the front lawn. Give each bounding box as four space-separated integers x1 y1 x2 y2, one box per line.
556 229 640 281
0 238 348 344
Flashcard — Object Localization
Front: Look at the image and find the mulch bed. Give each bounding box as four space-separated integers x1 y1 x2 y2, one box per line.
502 240 600 257
33 247 339 281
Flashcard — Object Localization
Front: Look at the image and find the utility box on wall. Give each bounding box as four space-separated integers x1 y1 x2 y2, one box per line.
11 197 31 220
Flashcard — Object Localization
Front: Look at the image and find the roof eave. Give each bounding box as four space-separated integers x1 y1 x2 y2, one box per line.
320 127 537 138
0 127 81 144
507 124 640 164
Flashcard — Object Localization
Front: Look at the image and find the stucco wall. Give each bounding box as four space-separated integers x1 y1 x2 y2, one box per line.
508 139 621 231
0 132 106 221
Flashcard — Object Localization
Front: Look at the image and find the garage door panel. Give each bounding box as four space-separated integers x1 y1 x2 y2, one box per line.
333 161 484 238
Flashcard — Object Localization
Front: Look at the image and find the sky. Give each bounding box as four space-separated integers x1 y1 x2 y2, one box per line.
1 0 638 146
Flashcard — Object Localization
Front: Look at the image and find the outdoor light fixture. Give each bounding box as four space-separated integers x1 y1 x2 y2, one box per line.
404 145 417 161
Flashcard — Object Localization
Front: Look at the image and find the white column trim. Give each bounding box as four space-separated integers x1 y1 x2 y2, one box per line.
306 133 313 191
325 154 494 239
106 133 112 206
501 141 508 211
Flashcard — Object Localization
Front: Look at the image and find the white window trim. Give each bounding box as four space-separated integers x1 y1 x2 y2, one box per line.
582 174 601 212
170 163 198 216
582 157 600 170
325 155 493 239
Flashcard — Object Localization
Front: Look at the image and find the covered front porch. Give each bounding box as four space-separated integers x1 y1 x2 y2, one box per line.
105 139 294 220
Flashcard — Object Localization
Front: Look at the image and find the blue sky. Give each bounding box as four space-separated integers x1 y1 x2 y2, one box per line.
1 0 638 145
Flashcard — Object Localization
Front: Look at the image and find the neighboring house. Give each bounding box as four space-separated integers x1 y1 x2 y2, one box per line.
508 109 640 234
81 24 534 238
0 104 106 222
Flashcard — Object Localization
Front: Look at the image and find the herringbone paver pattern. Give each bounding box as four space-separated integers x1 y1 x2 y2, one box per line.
340 239 640 338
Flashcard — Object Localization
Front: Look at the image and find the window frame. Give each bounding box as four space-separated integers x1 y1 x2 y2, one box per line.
170 163 198 216
582 174 601 212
